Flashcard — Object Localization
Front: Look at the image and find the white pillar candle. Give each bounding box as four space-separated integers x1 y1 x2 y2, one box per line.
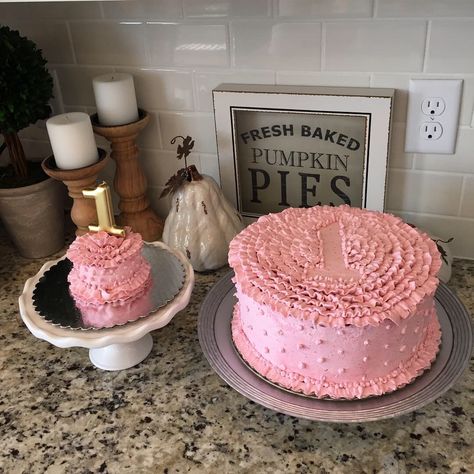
46 113 99 170
92 73 139 126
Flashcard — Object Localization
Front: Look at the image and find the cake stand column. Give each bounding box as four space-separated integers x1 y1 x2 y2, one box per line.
42 149 110 236
89 334 153 371
91 110 164 241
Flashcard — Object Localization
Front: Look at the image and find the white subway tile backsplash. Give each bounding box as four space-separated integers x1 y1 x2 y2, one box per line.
138 111 162 149
414 128 474 174
231 21 321 70
387 169 463 215
146 22 228 68
147 186 171 219
427 21 474 73
278 0 373 18
102 0 182 20
459 177 474 218
195 70 275 112
391 211 474 258
325 21 426 72
276 71 370 87
184 0 271 18
116 68 194 111
377 0 474 18
9 21 74 64
388 123 414 169
199 153 221 184
55 66 114 106
0 2 102 21
70 22 148 66
3 3 474 257
159 112 217 154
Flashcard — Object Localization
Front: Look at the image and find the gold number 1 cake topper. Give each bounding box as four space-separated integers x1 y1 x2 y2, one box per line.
83 182 126 237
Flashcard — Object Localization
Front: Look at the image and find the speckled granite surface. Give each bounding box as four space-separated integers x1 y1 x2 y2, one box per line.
0 227 472 474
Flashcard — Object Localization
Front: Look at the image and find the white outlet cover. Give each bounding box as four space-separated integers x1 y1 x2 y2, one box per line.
405 79 463 154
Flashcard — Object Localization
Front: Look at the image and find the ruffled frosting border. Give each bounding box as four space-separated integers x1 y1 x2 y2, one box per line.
67 227 143 268
229 205 441 327
231 303 441 400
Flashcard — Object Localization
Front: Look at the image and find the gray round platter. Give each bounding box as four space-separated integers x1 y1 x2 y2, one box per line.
32 243 185 330
198 271 472 423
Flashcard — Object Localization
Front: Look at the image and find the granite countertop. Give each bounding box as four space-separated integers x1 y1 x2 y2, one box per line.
1 228 473 474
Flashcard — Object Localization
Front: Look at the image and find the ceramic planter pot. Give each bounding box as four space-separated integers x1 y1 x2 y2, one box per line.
0 177 64 258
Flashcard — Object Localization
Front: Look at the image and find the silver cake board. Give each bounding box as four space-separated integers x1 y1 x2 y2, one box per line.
198 271 472 423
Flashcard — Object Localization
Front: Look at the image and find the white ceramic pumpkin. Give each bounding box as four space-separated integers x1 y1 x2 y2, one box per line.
162 168 244 272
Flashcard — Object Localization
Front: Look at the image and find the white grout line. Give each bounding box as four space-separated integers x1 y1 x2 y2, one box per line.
372 0 378 18
65 21 77 65
422 20 432 73
320 22 326 72
456 176 467 216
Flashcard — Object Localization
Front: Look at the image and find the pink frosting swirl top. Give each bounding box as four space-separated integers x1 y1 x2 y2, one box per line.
67 227 143 268
228 206 441 327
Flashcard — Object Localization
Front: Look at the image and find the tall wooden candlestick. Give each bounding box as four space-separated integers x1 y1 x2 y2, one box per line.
42 149 109 236
90 109 163 241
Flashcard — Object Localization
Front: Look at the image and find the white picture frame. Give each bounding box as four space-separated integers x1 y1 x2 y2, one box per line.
213 84 394 220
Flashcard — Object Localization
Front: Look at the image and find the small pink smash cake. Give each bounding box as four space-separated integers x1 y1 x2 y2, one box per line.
67 227 152 328
229 205 442 399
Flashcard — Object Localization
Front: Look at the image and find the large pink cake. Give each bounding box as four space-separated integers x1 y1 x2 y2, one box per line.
67 228 152 328
229 205 442 399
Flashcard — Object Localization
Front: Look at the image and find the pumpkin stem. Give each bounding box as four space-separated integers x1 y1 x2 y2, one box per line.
187 164 203 181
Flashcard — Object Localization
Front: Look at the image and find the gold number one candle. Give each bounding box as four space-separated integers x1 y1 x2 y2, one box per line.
82 182 126 237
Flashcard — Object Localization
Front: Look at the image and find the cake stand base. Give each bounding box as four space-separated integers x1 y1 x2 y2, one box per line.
89 333 153 371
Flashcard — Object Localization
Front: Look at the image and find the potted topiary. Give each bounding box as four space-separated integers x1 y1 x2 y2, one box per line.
0 25 64 258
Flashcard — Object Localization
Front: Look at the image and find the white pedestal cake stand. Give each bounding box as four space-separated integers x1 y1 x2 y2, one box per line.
19 241 194 371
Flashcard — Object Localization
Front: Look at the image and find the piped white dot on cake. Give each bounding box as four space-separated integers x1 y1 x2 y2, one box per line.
315 339 323 345
363 340 369 346
384 344 389 349
298 362 306 369
298 324 304 331
317 357 325 363
337 349 344 355
400 345 406 352
414 326 420 334
278 329 284 336
280 348 286 353
363 356 368 363
384 361 388 366
338 368 345 374
279 364 286 370
401 326 407 335
336 329 344 336
385 324 391 330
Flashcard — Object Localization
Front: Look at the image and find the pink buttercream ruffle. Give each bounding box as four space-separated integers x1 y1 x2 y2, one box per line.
232 303 441 400
228 205 441 327
67 227 143 268
67 227 152 307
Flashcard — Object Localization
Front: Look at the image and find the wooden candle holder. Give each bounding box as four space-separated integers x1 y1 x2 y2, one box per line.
42 149 109 236
90 109 163 241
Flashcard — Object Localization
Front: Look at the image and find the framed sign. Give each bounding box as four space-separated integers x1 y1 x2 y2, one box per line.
213 84 394 220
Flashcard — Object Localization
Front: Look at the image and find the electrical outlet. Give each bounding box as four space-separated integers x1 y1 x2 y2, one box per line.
421 122 442 140
421 97 445 116
405 79 463 154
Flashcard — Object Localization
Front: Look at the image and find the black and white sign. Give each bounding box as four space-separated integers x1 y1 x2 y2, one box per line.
213 84 394 220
